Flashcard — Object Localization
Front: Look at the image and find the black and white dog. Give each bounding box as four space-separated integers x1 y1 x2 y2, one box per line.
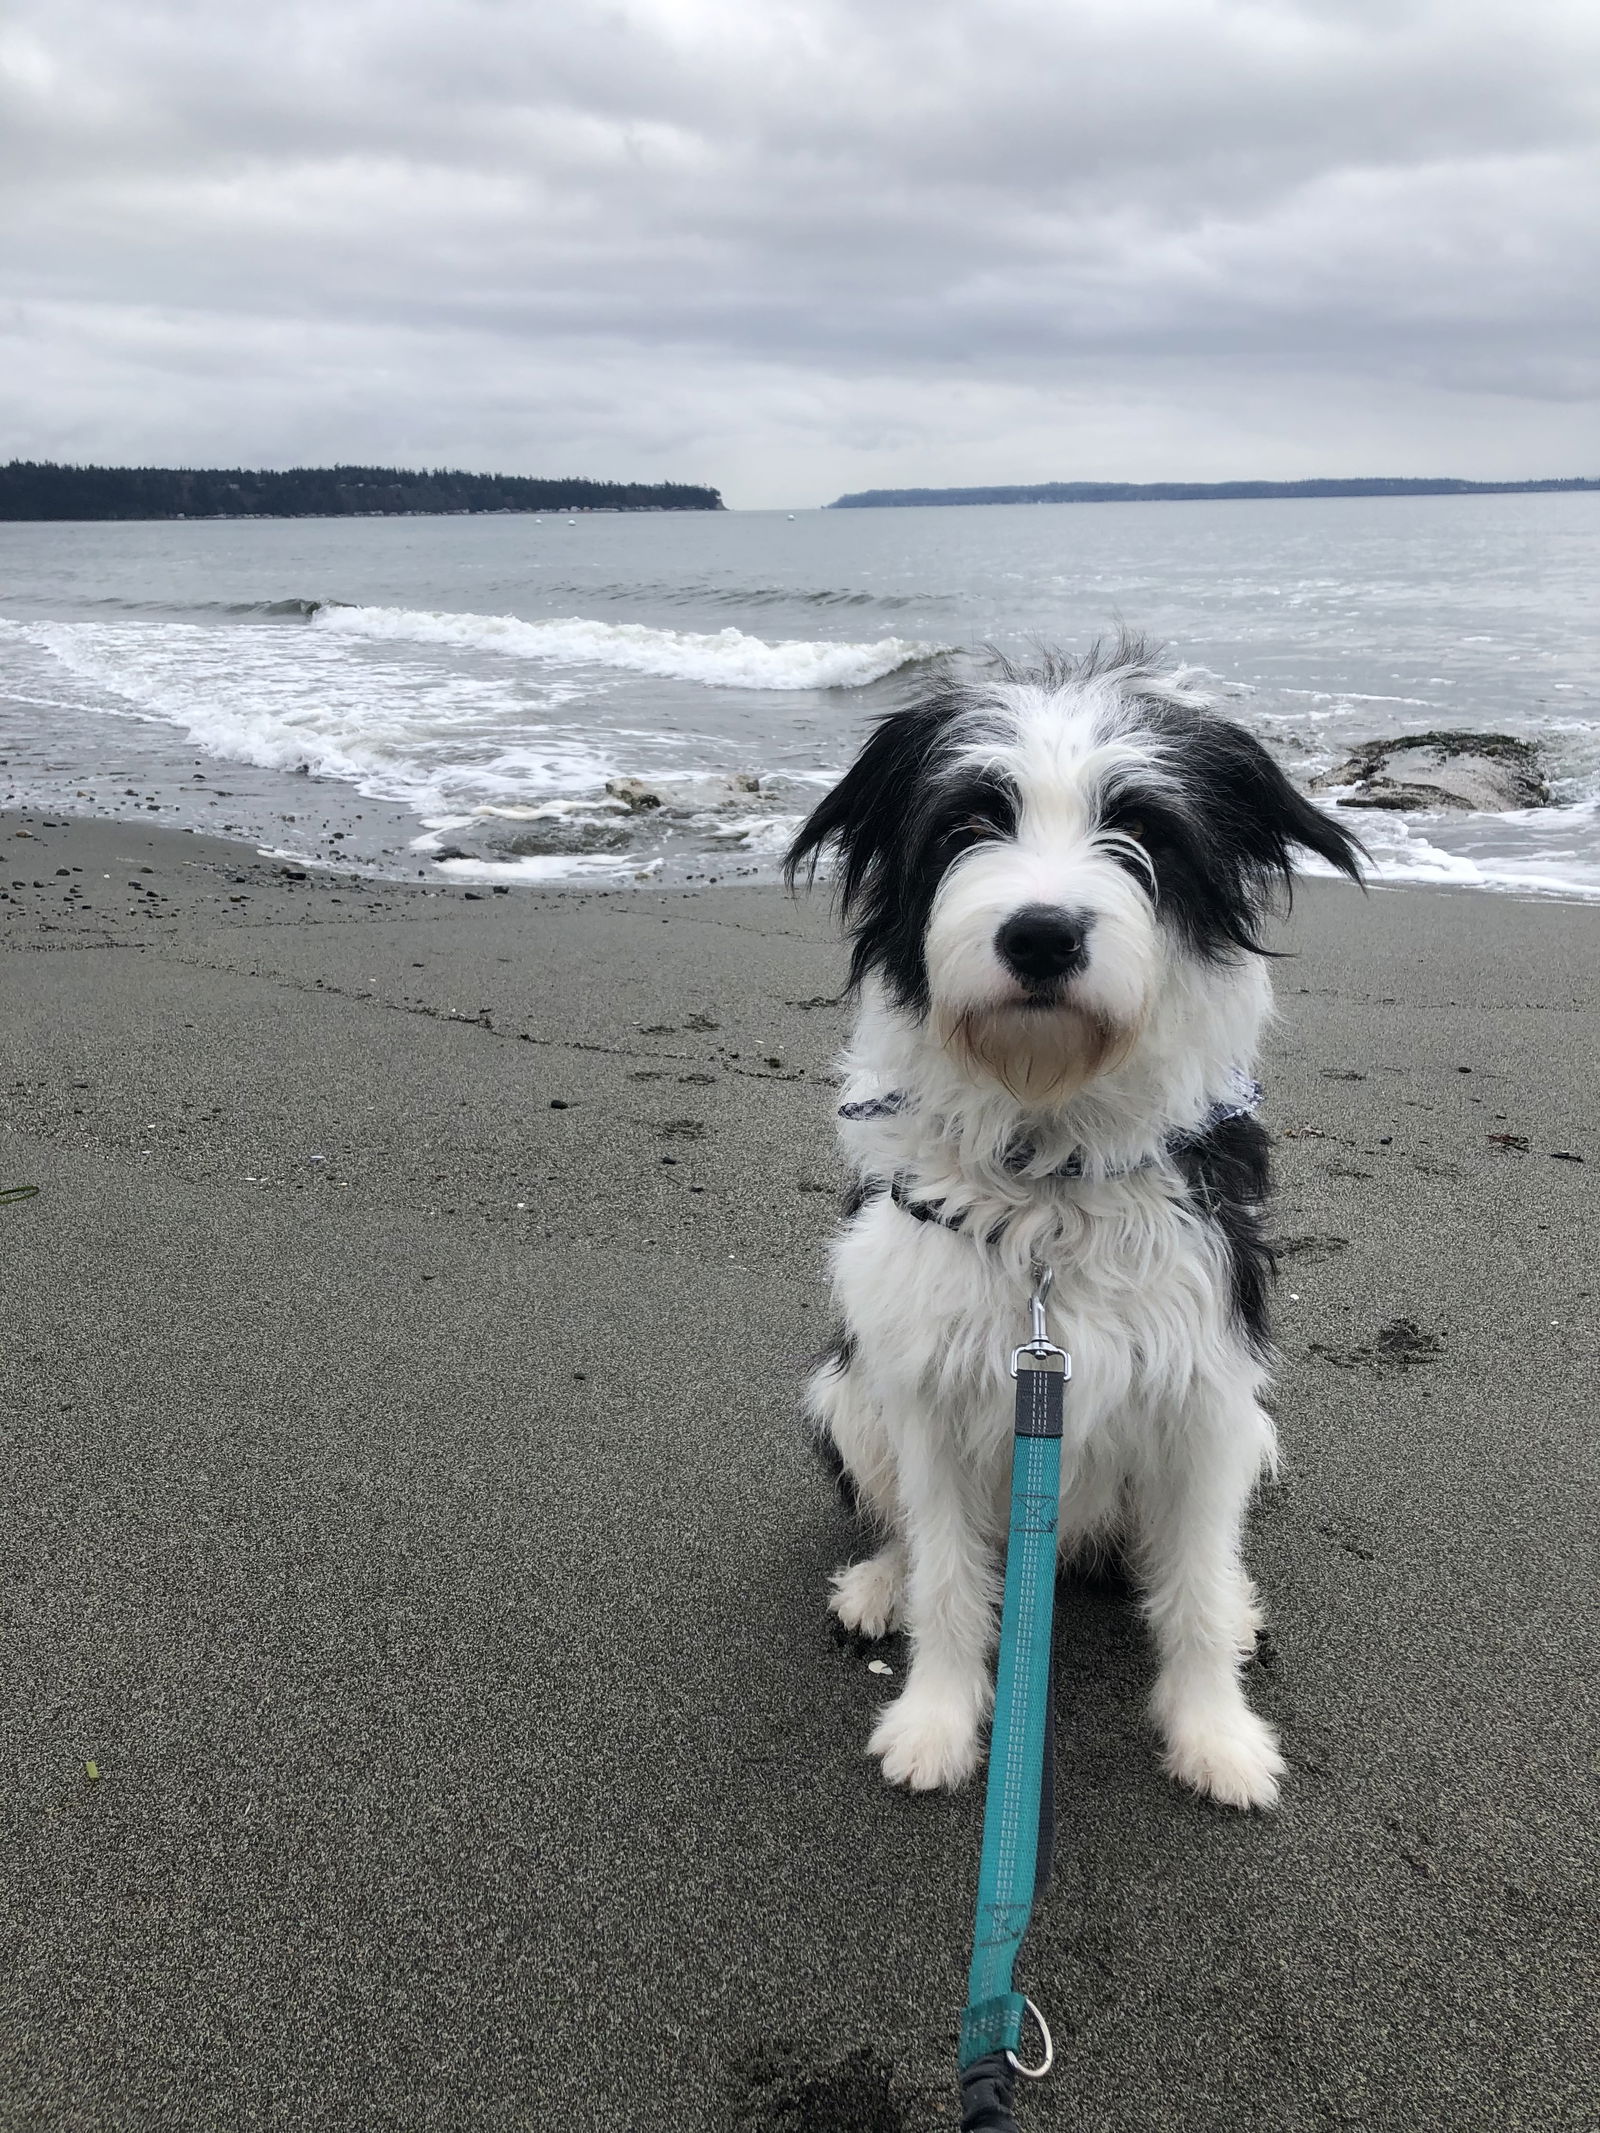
787 638 1363 1808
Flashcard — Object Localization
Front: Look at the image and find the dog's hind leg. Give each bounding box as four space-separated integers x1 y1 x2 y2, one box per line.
1132 1380 1284 1810
806 1339 907 1639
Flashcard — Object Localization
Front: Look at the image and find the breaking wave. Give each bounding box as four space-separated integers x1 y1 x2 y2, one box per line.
3 617 610 813
310 603 941 689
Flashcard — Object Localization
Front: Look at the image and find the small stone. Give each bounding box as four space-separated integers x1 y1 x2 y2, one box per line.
605 777 665 813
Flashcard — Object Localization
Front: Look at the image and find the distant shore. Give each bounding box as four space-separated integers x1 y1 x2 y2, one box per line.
829 476 1600 508
0 460 725 522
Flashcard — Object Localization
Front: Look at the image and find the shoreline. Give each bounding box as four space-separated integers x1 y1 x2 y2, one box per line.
6 789 1600 907
7 488 1599 902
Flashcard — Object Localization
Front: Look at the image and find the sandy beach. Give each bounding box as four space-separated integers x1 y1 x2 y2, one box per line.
3 807 1596 2131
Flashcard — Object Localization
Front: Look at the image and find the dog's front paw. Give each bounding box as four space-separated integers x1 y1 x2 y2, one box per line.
828 1550 903 1640
868 1682 984 1792
1159 1697 1285 1811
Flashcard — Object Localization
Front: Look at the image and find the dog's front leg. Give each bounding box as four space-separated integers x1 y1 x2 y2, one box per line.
1134 1388 1284 1810
867 1394 998 1792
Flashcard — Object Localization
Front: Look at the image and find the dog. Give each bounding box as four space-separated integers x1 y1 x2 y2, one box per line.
786 637 1364 1808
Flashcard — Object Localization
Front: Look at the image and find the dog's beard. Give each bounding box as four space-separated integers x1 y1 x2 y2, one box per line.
937 998 1137 1104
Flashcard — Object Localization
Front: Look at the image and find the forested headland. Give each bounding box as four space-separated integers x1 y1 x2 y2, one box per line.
0 462 725 520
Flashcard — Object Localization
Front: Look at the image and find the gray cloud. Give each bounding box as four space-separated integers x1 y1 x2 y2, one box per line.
3 0 1598 504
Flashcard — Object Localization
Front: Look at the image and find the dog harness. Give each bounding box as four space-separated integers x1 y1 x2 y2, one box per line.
838 1076 1263 1236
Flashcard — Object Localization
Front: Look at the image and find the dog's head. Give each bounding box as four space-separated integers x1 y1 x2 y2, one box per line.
786 637 1365 1104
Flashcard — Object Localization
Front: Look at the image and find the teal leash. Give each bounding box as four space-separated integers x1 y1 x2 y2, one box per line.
957 1264 1069 2132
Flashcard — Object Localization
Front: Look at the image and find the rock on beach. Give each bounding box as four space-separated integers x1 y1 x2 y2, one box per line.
1316 730 1550 813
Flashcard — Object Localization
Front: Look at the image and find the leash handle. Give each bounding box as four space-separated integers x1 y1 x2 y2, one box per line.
959 2051 1019 2132
957 1268 1068 2123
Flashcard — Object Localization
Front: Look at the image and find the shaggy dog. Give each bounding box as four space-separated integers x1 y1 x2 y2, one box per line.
787 638 1364 1807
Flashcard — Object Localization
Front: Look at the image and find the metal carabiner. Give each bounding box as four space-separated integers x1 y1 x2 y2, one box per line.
1010 1260 1070 1379
1028 1261 1053 1348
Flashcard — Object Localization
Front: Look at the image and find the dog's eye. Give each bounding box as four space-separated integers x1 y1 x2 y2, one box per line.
1101 805 1169 882
943 813 1002 854
1104 805 1169 852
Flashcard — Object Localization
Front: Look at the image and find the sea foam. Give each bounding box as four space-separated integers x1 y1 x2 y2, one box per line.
11 617 610 812
311 604 939 690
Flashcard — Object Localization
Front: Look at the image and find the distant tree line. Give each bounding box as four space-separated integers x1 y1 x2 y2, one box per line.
829 477 1600 508
0 461 725 520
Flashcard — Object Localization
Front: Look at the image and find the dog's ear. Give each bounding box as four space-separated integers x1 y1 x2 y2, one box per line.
785 694 979 1000
785 699 972 908
785 704 938 911
1138 715 1367 962
1198 716 1367 894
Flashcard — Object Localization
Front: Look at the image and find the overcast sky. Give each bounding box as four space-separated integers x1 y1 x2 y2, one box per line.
4 0 1598 507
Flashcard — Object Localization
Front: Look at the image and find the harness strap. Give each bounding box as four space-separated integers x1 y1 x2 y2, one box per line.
861 1077 1264 1243
888 1174 1007 1243
841 1076 1262 1181
957 1280 1070 2128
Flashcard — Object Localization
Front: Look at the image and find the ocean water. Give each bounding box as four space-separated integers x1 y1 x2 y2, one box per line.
2 494 1598 896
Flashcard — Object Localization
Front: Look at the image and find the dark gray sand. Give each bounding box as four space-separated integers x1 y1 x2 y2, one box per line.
3 811 1596 2132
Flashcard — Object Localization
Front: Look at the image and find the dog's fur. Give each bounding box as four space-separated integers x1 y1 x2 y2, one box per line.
786 637 1364 1806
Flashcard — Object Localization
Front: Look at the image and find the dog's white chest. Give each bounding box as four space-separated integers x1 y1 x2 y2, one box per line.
839 1178 1236 1436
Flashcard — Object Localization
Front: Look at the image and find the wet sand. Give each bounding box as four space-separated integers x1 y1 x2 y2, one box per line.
3 808 1597 2130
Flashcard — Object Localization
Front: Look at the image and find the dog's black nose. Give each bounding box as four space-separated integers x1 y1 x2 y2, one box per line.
995 904 1090 987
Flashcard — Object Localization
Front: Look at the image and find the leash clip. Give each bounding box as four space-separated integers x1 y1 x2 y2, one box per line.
1010 1263 1070 1379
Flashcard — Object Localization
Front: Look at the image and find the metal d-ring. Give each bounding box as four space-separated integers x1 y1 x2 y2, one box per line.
1006 1996 1054 2080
